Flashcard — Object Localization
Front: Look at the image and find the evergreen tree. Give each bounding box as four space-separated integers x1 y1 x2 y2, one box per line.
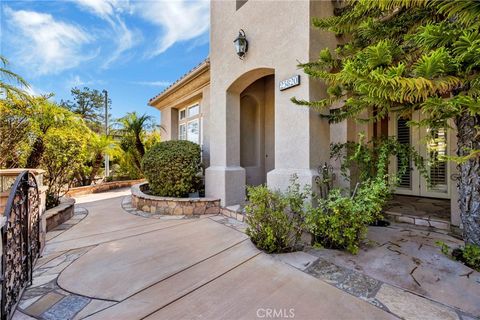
61 87 111 133
0 56 30 99
295 0 480 245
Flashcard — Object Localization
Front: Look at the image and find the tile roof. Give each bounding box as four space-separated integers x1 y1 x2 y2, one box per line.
148 58 210 105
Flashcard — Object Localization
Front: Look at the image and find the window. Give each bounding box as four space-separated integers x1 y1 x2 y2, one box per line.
188 104 199 117
187 119 199 143
179 109 186 120
178 103 201 144
179 123 187 140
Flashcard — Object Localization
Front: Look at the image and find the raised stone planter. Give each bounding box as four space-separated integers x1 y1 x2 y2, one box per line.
45 197 75 232
131 183 220 215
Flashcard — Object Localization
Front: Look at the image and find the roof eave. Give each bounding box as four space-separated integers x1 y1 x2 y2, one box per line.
148 59 210 107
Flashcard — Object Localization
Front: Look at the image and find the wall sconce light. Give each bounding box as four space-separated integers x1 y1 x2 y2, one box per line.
233 29 248 59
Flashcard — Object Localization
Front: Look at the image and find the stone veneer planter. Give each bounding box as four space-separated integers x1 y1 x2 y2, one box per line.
131 183 220 215
45 197 75 232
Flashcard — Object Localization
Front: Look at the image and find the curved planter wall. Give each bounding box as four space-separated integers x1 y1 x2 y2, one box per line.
131 183 220 215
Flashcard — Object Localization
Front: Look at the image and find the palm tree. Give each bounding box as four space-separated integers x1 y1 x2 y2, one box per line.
0 56 30 99
25 99 72 168
87 134 120 184
117 112 153 159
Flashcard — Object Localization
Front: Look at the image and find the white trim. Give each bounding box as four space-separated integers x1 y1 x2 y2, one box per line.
389 111 451 199
179 108 186 121
177 102 202 144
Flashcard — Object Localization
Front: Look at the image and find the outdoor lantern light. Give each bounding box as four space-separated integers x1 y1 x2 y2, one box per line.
234 29 248 59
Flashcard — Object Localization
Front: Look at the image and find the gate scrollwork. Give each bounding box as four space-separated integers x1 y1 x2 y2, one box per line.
1 171 40 320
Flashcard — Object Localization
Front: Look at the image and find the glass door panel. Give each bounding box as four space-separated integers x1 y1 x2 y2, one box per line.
420 127 450 198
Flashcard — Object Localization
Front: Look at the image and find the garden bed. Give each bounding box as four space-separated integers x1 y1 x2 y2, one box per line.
131 183 220 215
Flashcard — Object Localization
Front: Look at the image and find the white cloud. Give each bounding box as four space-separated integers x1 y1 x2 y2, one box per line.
74 0 132 18
135 0 210 57
73 0 116 18
65 75 106 89
73 0 138 68
5 8 94 75
132 80 171 87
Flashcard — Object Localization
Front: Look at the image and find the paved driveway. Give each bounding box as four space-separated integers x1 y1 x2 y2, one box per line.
15 189 395 320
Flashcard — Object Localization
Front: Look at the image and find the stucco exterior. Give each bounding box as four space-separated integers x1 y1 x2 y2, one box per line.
148 0 461 228
205 0 338 206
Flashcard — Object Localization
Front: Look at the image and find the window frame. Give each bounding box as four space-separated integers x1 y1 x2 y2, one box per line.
178 123 187 141
178 103 202 144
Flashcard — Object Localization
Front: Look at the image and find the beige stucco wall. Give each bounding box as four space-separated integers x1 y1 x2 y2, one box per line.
206 0 338 205
201 85 211 167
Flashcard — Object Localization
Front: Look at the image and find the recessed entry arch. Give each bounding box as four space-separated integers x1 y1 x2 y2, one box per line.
227 68 275 187
227 67 275 94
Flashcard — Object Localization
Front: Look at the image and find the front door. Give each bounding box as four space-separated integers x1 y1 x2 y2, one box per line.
389 111 451 199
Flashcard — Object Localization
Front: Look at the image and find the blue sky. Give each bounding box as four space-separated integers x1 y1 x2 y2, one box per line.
0 0 210 123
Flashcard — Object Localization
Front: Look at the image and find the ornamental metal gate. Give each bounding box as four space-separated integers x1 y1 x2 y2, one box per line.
1 171 41 320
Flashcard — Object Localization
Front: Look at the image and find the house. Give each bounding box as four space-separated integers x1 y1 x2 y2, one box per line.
149 0 460 232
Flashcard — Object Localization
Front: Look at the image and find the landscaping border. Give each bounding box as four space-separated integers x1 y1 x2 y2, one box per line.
67 179 144 197
45 197 75 232
131 183 221 215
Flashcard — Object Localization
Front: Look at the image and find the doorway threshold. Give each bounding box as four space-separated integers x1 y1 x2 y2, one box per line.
383 195 451 231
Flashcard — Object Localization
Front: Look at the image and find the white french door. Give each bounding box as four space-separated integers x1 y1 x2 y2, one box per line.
389 111 451 199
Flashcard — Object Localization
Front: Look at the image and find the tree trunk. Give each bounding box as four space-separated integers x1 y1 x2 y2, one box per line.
88 153 104 184
133 153 143 173
135 135 145 158
455 112 480 246
26 137 45 168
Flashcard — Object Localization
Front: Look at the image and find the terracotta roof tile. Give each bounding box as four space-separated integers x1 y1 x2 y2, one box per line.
148 58 210 104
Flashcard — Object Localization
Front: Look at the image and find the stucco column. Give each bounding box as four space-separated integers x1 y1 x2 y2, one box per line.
267 77 331 194
160 108 178 141
330 119 355 191
205 90 246 206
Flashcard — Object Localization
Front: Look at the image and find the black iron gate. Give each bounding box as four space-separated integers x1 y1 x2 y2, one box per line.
1 171 40 320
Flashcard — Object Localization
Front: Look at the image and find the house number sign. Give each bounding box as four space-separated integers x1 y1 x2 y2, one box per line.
279 75 300 91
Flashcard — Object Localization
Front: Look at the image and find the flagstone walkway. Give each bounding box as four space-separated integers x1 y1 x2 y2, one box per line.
12 188 478 320
13 189 394 320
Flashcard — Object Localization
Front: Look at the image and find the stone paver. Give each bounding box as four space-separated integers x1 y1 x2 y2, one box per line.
308 224 480 317
24 293 64 317
15 189 476 320
41 295 90 320
376 285 459 320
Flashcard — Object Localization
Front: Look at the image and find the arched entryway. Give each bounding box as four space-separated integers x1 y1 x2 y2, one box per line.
240 75 275 186
206 68 275 206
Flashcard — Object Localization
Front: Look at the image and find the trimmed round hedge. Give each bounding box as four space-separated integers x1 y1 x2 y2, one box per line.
142 140 201 197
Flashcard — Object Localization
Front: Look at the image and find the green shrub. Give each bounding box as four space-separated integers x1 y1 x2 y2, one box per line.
245 176 310 253
42 127 87 209
142 140 201 197
331 134 427 188
305 178 390 254
438 241 480 272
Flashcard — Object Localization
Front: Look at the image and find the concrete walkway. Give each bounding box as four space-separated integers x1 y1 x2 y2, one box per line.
14 189 395 320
